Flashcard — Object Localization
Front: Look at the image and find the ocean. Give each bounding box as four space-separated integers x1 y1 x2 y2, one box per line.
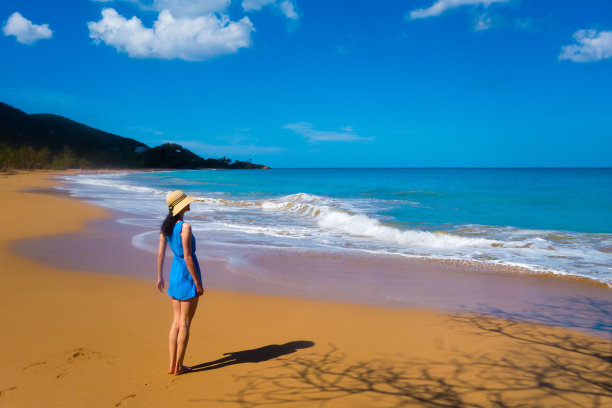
58 168 612 287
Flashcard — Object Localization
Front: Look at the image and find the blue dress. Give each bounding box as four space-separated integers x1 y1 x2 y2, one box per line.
167 221 202 300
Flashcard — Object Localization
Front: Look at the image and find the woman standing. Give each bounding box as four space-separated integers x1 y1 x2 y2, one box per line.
157 190 204 375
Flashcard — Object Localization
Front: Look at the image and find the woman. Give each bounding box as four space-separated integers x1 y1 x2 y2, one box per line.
157 190 204 375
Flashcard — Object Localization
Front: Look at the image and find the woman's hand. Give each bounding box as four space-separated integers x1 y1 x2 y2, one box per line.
196 284 204 296
157 233 167 293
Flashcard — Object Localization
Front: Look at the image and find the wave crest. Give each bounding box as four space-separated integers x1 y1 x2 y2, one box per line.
262 193 497 248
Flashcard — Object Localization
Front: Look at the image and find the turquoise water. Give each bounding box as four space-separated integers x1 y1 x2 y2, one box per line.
60 168 612 284
144 168 612 232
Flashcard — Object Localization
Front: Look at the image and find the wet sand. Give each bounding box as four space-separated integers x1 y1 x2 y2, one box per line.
0 170 610 407
13 213 612 337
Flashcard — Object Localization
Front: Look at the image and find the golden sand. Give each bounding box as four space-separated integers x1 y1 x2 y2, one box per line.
0 171 610 407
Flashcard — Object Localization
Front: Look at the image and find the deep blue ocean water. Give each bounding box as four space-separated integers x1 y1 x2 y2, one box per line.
60 168 612 285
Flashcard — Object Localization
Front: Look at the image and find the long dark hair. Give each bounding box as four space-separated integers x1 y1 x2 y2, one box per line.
161 209 180 237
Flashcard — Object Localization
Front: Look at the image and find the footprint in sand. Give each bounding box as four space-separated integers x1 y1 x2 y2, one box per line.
164 378 181 389
23 361 46 370
56 371 68 379
0 386 17 398
115 394 136 407
68 347 88 362
54 348 108 379
67 347 105 363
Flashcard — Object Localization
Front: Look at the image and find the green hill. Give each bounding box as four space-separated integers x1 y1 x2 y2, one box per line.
0 102 268 170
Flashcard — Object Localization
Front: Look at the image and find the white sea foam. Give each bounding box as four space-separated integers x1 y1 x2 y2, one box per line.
261 193 497 249
61 175 165 195
131 231 159 254
58 172 612 285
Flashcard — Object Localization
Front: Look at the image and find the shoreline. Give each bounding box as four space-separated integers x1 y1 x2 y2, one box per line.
6 170 612 320
413 256 611 289
1 170 610 407
54 168 612 289
9 171 610 339
12 211 612 337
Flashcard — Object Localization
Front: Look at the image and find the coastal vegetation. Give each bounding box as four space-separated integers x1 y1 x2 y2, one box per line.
0 102 268 171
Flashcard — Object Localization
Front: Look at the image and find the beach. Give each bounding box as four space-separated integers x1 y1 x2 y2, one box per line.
0 171 610 407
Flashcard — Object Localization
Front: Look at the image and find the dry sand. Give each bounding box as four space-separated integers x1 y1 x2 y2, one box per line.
0 171 610 407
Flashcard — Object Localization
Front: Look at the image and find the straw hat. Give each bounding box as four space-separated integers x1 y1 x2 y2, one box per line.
166 190 196 216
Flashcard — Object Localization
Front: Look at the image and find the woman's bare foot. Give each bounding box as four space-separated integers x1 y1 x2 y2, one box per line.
174 365 192 375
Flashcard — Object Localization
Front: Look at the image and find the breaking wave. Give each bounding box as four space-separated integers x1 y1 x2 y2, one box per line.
261 193 497 249
58 172 612 285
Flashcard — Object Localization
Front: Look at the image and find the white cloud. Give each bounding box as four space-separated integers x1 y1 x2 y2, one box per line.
279 1 298 20
175 140 286 156
2 12 53 44
514 17 534 32
153 0 230 17
88 8 253 60
91 0 155 10
559 29 612 63
243 0 275 11
94 0 298 20
128 125 164 136
408 0 509 20
474 12 492 31
242 0 299 20
283 122 372 142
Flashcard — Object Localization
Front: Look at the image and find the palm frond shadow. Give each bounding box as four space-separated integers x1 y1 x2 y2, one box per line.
213 312 611 407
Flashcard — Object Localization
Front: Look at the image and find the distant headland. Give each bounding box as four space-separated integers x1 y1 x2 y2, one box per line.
0 102 269 171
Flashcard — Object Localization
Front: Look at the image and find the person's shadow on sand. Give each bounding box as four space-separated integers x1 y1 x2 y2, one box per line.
191 340 315 372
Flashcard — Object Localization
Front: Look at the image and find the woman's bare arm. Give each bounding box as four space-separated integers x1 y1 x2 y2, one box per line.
181 223 203 296
157 233 167 292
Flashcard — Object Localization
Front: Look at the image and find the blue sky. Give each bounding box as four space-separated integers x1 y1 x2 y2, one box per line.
1 0 611 167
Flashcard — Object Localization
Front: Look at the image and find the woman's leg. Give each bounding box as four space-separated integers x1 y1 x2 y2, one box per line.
174 296 199 374
168 298 181 373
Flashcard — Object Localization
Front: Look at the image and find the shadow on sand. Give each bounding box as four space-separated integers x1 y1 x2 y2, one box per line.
191 341 315 373
470 296 612 338
208 298 611 407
